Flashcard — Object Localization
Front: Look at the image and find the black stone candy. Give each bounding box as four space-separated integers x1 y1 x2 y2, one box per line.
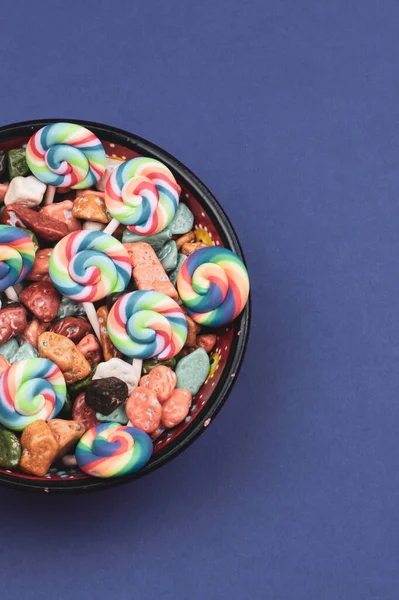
85 377 128 415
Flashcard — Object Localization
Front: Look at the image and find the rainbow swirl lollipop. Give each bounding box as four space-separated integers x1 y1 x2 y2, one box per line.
104 157 180 235
177 247 250 327
26 122 106 189
107 290 187 359
49 230 132 302
0 358 66 431
75 423 153 478
0 225 35 292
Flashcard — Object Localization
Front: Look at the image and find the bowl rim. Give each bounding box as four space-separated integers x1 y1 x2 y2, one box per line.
0 118 251 493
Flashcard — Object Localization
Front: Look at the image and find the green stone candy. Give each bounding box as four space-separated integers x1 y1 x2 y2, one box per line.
7 148 30 179
57 297 86 319
158 240 178 272
96 404 128 425
58 393 72 419
0 338 19 362
169 253 187 286
67 366 97 396
175 348 210 396
0 429 21 468
122 227 172 253
11 342 39 363
169 203 194 235
142 357 177 375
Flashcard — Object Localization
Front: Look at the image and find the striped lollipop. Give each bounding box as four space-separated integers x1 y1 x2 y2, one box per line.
0 358 66 431
103 157 180 236
0 225 36 301
49 230 132 338
177 247 250 327
76 423 153 478
107 290 187 359
26 122 106 204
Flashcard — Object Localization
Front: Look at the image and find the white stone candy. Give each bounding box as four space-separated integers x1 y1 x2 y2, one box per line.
93 357 142 394
5 175 46 207
82 221 105 231
96 157 123 191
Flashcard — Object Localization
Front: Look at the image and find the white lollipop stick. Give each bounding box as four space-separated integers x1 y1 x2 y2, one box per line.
82 301 101 340
44 185 56 205
103 218 120 236
4 286 19 302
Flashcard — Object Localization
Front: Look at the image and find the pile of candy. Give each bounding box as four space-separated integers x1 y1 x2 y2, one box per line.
0 122 250 479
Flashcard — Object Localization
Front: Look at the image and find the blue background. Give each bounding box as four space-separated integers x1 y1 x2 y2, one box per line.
1 0 398 597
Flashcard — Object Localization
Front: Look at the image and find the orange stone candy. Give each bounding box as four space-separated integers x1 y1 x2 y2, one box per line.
139 365 176 402
161 388 192 428
125 387 162 434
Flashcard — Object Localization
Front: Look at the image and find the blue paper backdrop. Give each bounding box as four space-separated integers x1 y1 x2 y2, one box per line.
1 0 398 597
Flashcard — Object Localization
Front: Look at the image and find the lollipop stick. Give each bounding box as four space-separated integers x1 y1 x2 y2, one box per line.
83 302 101 340
44 185 56 205
103 218 119 236
4 286 19 302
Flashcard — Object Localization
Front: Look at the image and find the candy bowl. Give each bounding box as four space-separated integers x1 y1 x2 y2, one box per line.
0 119 250 493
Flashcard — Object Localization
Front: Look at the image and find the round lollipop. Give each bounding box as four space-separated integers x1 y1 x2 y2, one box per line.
75 423 153 478
0 225 36 301
107 290 187 359
177 247 250 327
103 157 180 236
0 358 66 431
49 230 132 338
26 122 106 205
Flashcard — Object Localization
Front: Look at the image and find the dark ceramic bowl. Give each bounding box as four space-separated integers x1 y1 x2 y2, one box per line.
0 119 250 493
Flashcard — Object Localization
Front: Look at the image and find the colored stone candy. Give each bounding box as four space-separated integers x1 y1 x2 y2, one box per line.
72 393 99 432
20 281 61 322
168 253 187 286
48 419 85 461
161 388 192 429
85 377 128 416
142 357 176 375
72 190 109 223
169 202 194 235
0 305 27 345
97 305 121 361
158 240 178 272
26 248 51 281
22 319 48 348
9 204 69 241
123 242 178 299
126 387 162 434
0 428 21 468
140 365 176 402
7 149 30 179
5 175 46 207
40 200 81 232
96 404 128 425
77 334 102 366
122 227 172 253
49 317 92 344
175 348 210 396
11 342 39 362
38 332 91 384
19 420 59 477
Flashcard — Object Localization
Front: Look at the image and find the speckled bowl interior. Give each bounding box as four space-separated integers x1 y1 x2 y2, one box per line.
0 120 250 492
